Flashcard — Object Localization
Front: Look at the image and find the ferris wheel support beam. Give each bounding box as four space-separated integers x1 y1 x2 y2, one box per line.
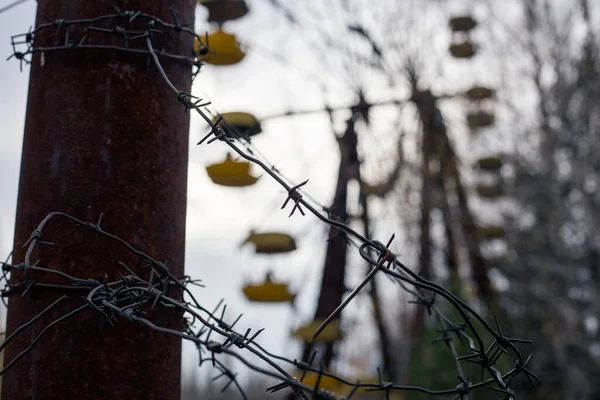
409 87 497 343
259 97 409 123
300 115 353 368
298 101 396 380
357 159 397 381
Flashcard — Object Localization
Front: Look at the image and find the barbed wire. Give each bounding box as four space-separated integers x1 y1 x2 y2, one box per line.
7 6 205 75
1 9 538 400
0 0 30 17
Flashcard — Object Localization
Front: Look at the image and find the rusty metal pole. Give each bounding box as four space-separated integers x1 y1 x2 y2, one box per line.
2 1 195 399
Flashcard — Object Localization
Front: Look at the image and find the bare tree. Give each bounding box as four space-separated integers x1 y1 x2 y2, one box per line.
483 0 600 398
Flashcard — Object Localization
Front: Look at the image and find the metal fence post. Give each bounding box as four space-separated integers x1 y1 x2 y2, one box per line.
2 1 195 398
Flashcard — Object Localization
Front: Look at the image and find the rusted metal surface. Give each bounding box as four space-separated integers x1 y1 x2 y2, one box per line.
2 1 195 398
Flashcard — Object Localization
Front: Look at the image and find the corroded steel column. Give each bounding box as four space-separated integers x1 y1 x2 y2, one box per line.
2 1 195 398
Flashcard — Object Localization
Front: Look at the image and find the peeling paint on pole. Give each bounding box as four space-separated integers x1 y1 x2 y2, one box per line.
2 1 196 398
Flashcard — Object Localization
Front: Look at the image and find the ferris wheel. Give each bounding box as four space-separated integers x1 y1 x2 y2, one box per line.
191 0 509 396
192 0 310 328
